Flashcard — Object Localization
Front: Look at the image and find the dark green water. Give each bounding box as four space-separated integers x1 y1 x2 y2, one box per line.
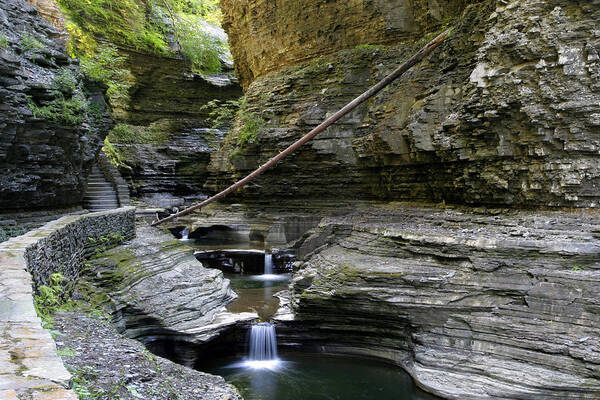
201 353 440 400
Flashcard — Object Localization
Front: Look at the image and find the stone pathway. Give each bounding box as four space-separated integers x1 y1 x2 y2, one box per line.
0 208 135 399
0 229 76 399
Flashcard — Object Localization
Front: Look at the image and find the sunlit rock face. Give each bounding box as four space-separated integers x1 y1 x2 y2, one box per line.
0 0 111 210
210 0 600 208
221 0 467 89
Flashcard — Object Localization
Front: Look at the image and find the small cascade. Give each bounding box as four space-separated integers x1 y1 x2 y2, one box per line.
180 227 190 240
264 253 273 275
246 323 279 369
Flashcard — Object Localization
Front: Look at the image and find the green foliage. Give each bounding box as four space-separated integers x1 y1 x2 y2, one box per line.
235 97 264 147
70 366 104 399
175 15 224 74
102 137 128 169
58 0 226 74
54 68 79 95
27 68 94 126
200 98 241 129
107 124 136 143
56 346 77 357
166 0 222 24
237 113 263 147
87 232 126 258
107 123 170 145
212 96 265 152
28 95 87 125
571 266 587 271
0 33 8 49
58 0 167 54
20 33 45 53
34 273 74 329
80 44 131 101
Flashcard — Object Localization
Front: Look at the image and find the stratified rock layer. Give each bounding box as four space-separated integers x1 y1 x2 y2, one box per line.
284 206 600 399
0 0 111 210
84 222 256 362
212 0 600 208
221 0 467 88
113 50 242 204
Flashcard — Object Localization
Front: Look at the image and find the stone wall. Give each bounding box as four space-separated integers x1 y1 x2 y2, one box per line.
24 207 136 290
0 207 135 399
212 0 600 208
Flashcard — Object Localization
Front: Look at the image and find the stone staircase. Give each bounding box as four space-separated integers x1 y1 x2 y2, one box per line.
84 164 120 211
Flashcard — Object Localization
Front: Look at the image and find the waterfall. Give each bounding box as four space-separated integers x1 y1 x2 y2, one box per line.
264 253 273 275
248 323 278 361
180 227 189 240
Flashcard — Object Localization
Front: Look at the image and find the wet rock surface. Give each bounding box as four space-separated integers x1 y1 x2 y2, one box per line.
0 0 111 210
83 222 256 364
283 205 600 399
212 0 600 208
53 311 242 400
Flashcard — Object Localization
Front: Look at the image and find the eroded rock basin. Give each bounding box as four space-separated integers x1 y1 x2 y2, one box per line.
170 203 600 399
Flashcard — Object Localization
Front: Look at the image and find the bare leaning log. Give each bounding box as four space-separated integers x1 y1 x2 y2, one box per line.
151 29 452 226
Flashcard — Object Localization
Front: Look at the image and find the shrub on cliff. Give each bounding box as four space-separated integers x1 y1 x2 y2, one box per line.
57 0 226 74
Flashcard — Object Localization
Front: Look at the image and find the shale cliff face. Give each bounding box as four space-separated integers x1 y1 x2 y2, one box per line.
113 52 242 204
83 223 256 366
212 0 600 208
0 0 111 210
285 206 600 399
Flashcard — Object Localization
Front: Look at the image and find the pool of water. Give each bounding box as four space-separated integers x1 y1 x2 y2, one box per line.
224 273 291 320
200 353 440 400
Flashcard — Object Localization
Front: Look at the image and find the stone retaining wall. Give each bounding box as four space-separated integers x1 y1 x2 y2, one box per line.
24 207 136 291
0 207 135 399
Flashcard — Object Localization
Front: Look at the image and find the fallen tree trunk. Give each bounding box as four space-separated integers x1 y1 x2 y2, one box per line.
152 29 452 226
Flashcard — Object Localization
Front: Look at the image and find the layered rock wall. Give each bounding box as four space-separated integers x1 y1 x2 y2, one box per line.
222 0 468 88
83 222 256 366
213 0 600 208
107 48 243 205
0 0 112 211
285 206 600 399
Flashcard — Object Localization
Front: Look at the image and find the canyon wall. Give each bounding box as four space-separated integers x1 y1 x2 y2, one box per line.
113 51 242 205
284 206 600 399
212 0 600 208
0 0 111 210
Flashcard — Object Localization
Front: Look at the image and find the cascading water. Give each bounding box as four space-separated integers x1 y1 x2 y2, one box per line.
246 322 279 369
264 253 273 275
180 227 189 240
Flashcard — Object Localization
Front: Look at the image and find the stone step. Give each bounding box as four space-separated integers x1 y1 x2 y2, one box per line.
84 200 118 206
84 163 122 211
84 198 119 203
85 188 115 193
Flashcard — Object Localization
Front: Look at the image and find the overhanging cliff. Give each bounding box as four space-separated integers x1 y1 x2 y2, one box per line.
210 0 600 208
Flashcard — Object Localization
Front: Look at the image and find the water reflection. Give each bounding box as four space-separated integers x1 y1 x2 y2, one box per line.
201 353 441 400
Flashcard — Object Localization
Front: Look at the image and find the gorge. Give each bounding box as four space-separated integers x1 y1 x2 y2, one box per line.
1 0 599 399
